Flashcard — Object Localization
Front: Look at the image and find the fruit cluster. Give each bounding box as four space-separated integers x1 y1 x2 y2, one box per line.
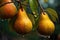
0 0 58 36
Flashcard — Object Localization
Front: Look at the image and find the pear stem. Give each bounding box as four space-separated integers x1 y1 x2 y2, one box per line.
16 0 23 11
37 0 45 14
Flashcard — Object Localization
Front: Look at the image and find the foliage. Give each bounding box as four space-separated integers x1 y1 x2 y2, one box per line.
46 8 58 23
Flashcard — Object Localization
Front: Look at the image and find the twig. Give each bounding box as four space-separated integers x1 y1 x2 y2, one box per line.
37 0 45 14
0 2 13 7
0 0 27 10
16 0 23 11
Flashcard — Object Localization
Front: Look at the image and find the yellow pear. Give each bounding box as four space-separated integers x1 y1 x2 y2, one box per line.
38 12 55 36
0 0 17 19
14 8 33 34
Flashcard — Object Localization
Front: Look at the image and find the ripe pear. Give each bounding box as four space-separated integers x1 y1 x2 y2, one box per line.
14 8 33 34
38 12 55 36
0 0 17 19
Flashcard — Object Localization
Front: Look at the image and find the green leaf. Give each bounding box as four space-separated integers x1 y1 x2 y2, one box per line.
29 0 38 17
27 13 37 31
46 8 58 23
27 13 35 25
27 13 39 31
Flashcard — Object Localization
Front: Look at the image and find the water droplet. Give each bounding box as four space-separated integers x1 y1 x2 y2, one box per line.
34 15 37 17
33 12 36 15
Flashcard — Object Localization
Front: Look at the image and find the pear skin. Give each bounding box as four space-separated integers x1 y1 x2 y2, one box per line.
0 0 11 4
14 8 33 34
38 12 55 36
0 0 17 19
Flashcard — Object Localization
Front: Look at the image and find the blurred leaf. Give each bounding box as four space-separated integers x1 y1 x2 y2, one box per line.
46 8 58 23
27 13 35 25
22 0 28 5
44 0 48 3
8 21 17 37
1 19 17 37
22 4 27 12
25 0 29 3
27 13 39 31
29 0 38 17
54 24 60 34
6 15 18 37
22 0 30 13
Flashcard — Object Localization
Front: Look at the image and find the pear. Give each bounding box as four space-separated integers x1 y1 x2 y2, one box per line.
0 0 17 19
14 8 33 34
38 12 55 36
